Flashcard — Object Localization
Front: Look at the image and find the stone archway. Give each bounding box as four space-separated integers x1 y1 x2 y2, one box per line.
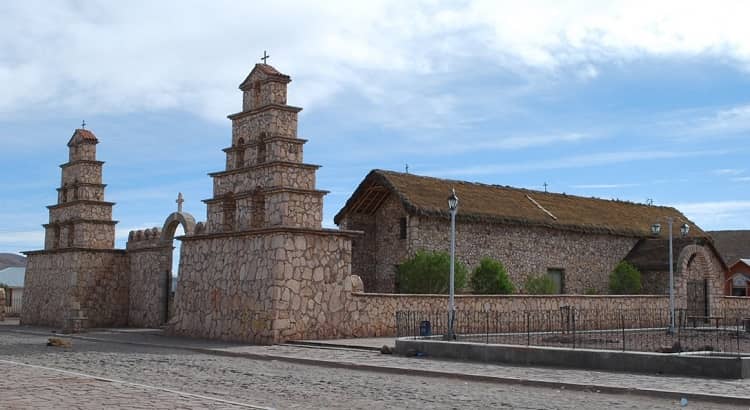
674 244 723 318
160 211 196 323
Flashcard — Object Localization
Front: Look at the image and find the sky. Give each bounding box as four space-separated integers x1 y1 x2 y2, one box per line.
1 0 749 256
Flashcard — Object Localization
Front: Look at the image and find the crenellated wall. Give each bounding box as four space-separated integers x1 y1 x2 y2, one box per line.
126 227 172 328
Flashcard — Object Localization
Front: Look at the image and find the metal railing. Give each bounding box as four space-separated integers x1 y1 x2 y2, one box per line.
4 292 22 316
396 307 750 355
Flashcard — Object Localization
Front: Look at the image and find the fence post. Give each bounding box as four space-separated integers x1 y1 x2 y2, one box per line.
572 308 576 349
621 312 625 352
526 312 530 346
737 317 741 359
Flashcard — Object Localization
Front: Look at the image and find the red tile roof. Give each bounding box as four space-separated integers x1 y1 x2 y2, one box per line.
67 128 99 146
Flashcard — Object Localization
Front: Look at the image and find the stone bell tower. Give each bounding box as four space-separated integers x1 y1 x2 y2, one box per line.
204 63 325 233
22 127 128 329
170 62 358 344
44 128 117 250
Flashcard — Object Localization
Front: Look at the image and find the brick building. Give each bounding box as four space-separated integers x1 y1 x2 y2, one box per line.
335 170 724 297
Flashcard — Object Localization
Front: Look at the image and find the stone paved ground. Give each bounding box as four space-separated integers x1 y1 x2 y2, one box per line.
0 327 742 409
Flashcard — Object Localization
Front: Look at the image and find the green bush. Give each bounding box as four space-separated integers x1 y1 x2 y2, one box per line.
397 250 467 294
524 275 556 295
609 261 642 294
470 258 514 294
584 287 599 295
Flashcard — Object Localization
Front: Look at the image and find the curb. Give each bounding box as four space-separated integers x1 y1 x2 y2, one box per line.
2 326 749 406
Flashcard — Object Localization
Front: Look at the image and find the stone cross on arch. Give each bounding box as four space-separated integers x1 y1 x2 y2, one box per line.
176 192 184 213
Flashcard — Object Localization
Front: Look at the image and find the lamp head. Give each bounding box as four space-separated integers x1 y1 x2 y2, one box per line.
447 188 459 212
680 223 690 237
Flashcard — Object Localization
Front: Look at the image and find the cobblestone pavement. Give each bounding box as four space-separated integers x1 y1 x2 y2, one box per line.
0 328 741 409
0 360 256 409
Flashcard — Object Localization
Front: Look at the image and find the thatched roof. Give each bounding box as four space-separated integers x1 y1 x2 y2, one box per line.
624 238 726 272
708 230 750 266
334 170 706 238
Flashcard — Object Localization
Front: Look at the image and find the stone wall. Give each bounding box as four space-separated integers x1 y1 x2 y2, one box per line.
168 228 355 344
0 287 5 321
127 228 172 328
61 161 103 185
230 109 299 144
21 249 129 328
337 292 671 338
343 194 640 294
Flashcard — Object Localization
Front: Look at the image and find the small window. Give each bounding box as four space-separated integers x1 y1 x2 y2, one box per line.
547 269 564 294
731 273 749 296
399 217 407 239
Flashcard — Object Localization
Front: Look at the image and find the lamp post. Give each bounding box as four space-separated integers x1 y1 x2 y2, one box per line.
447 188 459 340
651 218 690 334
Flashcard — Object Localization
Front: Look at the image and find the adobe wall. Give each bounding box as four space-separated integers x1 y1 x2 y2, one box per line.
343 194 640 294
21 249 129 327
168 229 354 344
126 228 172 328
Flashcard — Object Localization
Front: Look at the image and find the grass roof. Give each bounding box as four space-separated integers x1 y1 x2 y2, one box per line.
335 169 706 239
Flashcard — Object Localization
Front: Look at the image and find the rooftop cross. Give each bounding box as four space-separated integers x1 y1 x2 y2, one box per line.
81 120 86 129
405 163 409 174
176 192 184 213
543 182 548 193
261 50 270 64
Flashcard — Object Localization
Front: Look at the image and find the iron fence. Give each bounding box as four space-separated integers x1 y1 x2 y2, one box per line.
4 291 22 316
396 307 750 355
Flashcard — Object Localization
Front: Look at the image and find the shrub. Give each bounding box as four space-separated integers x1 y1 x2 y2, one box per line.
470 258 514 294
609 261 642 294
397 250 467 294
584 287 599 295
524 275 556 295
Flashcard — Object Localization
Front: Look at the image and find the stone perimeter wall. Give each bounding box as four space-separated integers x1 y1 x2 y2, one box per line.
127 227 172 328
21 250 129 328
168 229 353 344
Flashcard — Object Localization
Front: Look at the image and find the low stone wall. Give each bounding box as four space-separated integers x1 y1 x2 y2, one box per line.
337 292 671 339
719 296 750 312
0 287 5 321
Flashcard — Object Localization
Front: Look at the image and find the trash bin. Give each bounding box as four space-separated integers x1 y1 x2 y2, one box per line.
419 320 432 337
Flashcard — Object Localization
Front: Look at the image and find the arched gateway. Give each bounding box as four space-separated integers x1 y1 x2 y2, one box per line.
125 205 197 327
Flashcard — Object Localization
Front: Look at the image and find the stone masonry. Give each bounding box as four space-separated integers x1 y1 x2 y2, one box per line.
341 194 640 294
22 129 128 329
18 63 746 344
168 63 360 344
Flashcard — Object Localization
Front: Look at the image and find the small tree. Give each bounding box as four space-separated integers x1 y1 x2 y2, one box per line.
609 261 642 294
524 275 556 295
397 250 467 294
470 258 514 294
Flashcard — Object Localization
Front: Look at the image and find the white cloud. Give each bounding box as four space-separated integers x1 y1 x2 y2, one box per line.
571 183 640 189
671 200 750 230
3 1 750 126
713 168 745 176
431 148 728 177
733 176 750 182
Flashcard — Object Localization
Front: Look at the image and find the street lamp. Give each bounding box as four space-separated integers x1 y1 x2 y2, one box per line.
651 218 690 334
447 188 458 340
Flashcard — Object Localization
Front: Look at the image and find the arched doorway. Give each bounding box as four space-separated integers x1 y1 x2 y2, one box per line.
676 244 722 319
160 211 196 324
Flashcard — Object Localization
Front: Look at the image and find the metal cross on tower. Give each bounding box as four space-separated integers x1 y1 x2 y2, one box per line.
176 192 184 213
543 182 548 193
261 51 270 64
81 120 86 129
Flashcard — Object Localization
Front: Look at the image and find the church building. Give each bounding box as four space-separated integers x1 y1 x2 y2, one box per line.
335 169 726 297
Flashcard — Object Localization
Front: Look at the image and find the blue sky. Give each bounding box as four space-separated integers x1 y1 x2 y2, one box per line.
1 1 749 255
